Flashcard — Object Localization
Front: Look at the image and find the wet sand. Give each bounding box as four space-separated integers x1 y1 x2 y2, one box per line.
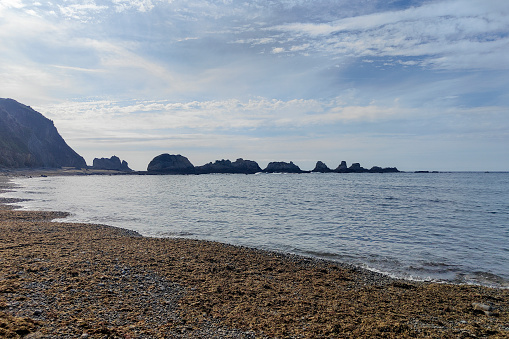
1 174 508 338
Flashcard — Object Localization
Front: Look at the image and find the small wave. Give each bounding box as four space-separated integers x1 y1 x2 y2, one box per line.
25 191 46 194
355 263 439 283
458 271 509 289
421 261 454 267
157 231 195 237
298 249 343 260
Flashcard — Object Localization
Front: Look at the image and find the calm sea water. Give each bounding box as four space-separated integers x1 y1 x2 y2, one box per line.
3 172 508 287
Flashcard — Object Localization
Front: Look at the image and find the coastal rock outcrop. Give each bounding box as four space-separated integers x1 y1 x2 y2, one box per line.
0 98 87 169
92 156 132 172
147 154 195 174
263 161 305 173
334 161 348 173
196 158 262 174
335 161 400 173
144 154 400 175
369 166 400 173
312 161 332 173
348 163 368 173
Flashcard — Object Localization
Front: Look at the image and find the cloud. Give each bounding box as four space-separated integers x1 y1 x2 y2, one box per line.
0 0 24 13
35 96 420 148
57 1 108 21
266 0 509 70
112 0 158 13
51 65 105 73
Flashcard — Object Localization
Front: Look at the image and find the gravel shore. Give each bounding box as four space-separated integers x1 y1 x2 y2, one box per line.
1 175 508 338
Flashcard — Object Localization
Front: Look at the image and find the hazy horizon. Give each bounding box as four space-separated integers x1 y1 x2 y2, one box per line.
1 1 508 171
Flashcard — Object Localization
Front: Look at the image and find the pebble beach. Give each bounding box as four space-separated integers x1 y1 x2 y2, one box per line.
1 174 508 338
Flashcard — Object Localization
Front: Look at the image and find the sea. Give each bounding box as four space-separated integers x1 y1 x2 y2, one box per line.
3 172 508 288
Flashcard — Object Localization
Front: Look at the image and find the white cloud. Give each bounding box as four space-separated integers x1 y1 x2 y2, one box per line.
112 0 157 13
0 63 74 104
268 0 509 70
58 1 108 20
289 43 310 52
0 0 24 13
35 97 412 142
51 65 105 73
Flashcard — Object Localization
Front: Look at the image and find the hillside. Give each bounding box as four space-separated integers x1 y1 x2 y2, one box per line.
0 98 86 169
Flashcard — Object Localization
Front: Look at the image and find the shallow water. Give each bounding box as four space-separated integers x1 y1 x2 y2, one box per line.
4 172 509 287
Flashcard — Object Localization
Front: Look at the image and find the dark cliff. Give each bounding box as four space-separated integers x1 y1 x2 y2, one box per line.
0 98 86 169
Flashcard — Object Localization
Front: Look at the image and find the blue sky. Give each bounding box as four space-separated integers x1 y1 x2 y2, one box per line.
1 0 508 171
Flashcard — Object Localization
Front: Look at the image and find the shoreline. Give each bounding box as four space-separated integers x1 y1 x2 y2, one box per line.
1 175 509 338
4 171 508 289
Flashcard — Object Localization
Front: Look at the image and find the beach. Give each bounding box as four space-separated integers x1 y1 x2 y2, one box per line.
1 174 508 338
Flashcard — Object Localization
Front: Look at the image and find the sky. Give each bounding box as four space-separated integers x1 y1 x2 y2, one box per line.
1 0 508 171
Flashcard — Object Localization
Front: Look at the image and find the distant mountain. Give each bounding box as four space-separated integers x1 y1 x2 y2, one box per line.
0 98 87 169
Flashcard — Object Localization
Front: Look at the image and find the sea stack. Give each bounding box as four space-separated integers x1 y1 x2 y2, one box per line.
263 161 304 173
312 161 332 173
92 156 132 172
195 158 262 174
334 161 348 173
147 154 195 174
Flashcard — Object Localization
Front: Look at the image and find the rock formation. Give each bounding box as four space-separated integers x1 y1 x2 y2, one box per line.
147 154 195 174
92 156 132 172
263 161 305 173
312 161 332 173
144 155 400 175
334 161 348 173
0 98 86 169
196 158 262 174
369 166 400 173
348 163 368 173
333 161 400 173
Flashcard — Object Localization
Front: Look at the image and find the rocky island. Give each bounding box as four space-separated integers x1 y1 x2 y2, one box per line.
263 161 305 173
146 153 400 175
196 158 262 174
147 154 196 174
92 156 132 172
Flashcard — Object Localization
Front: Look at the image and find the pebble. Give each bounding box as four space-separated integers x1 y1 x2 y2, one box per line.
472 302 496 316
472 302 493 311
